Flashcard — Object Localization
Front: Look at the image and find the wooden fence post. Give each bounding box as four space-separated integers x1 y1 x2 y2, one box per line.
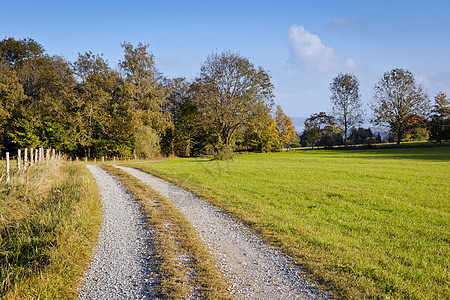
17 149 21 171
6 152 10 182
102 156 104 163
24 148 28 170
30 148 34 166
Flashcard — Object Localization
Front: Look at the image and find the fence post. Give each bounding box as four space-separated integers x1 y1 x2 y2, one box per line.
17 149 21 171
24 148 28 170
52 149 55 160
30 148 34 166
102 156 104 163
85 157 87 163
6 152 10 182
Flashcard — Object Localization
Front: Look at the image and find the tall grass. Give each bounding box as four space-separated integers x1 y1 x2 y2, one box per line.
0 161 102 299
126 148 450 299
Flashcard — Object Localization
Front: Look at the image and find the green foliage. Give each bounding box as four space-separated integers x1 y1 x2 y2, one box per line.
428 91 450 144
303 112 342 148
349 127 374 145
120 42 172 134
193 51 275 153
132 148 450 299
134 125 160 158
242 105 280 152
0 37 44 66
371 68 430 144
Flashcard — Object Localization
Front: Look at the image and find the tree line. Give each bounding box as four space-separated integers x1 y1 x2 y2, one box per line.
1 37 448 159
302 71 450 148
0 38 297 159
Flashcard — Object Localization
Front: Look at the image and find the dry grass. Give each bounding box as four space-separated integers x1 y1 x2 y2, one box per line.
102 164 230 299
0 160 102 299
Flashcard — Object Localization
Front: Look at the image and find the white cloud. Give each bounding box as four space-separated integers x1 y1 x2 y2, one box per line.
417 71 450 96
287 24 357 72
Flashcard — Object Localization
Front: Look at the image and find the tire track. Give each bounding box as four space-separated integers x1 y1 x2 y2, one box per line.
116 165 330 299
78 165 159 299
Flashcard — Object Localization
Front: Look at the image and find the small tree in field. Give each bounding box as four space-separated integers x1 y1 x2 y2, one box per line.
428 91 450 144
371 68 429 144
275 105 297 148
329 73 363 146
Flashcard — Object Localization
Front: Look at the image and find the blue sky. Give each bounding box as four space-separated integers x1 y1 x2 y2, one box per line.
2 0 450 122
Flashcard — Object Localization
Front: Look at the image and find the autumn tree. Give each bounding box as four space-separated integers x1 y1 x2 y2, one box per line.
274 105 297 148
193 51 274 156
371 68 429 144
329 73 363 146
120 42 172 134
428 91 450 144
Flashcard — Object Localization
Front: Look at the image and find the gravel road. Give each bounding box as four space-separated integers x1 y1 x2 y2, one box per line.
116 165 330 299
78 165 159 299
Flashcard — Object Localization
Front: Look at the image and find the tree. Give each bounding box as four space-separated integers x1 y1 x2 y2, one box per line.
242 103 280 152
274 105 297 148
0 37 44 66
73 51 117 157
303 112 339 148
329 73 363 146
0 61 26 149
119 42 172 135
193 51 274 156
371 68 430 144
349 127 374 145
428 91 450 144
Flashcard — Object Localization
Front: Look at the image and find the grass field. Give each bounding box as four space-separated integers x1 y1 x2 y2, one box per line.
126 148 450 299
0 161 102 299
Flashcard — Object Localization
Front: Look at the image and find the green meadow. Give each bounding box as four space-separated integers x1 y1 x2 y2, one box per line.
128 148 450 299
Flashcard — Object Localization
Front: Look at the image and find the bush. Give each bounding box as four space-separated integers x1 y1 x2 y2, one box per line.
134 126 160 159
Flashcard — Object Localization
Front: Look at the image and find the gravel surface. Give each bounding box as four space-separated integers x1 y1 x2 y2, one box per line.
78 165 159 299
117 165 331 299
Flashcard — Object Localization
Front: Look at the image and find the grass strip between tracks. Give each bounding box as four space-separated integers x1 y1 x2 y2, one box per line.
102 164 230 299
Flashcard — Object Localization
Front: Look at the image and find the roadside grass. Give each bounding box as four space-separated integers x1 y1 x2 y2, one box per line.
124 148 450 299
0 161 102 299
101 164 230 299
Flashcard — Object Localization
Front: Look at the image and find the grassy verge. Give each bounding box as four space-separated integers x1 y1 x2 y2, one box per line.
0 161 102 299
123 148 450 299
101 164 230 299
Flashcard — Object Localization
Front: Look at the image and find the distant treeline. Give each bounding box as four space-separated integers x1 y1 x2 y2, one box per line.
0 38 297 158
1 38 449 158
